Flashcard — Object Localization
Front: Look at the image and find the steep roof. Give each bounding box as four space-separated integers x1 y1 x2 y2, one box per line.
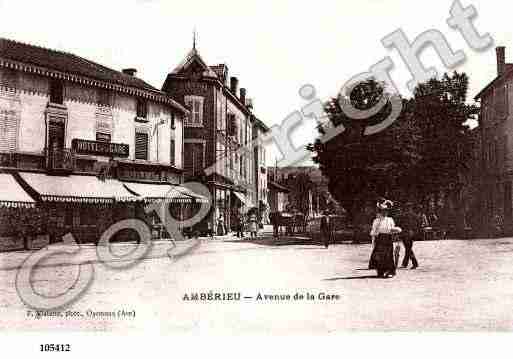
474 64 513 100
170 48 218 78
253 116 270 132
0 37 188 113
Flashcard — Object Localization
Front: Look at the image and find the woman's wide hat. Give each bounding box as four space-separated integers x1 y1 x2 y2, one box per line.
376 198 394 210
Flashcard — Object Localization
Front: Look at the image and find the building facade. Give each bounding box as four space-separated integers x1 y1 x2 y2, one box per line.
0 38 199 249
253 118 269 223
162 46 267 234
475 46 513 235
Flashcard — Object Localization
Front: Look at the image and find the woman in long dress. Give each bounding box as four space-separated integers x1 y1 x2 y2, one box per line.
248 212 258 239
368 200 402 278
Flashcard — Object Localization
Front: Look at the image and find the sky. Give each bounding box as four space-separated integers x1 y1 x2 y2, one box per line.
0 0 509 166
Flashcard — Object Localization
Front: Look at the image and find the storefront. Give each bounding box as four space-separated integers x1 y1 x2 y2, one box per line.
16 172 139 244
0 173 40 251
122 181 208 238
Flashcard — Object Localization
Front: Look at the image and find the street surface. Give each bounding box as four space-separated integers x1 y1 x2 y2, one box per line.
1 231 513 332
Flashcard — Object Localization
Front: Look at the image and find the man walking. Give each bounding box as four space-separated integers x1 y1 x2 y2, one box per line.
320 209 332 248
399 203 419 269
235 210 245 239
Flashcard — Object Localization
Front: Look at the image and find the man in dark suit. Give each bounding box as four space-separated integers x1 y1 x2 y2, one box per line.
320 210 333 248
399 203 419 269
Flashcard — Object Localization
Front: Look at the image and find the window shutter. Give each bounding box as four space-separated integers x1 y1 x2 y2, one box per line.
170 139 175 166
0 111 18 152
135 132 148 160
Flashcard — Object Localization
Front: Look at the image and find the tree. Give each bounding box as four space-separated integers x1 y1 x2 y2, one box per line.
308 72 478 227
308 78 420 221
283 172 315 215
411 72 478 203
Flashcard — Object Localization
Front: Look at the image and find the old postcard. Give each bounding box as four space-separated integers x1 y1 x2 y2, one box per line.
0 0 511 354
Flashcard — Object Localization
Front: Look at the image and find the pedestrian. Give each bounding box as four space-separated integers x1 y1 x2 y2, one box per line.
217 213 226 236
418 205 431 240
320 209 332 248
368 199 402 278
236 210 245 239
428 206 439 238
493 212 504 238
270 211 279 238
398 203 419 269
248 211 258 239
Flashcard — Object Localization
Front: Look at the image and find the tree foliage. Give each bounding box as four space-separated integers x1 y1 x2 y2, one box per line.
308 72 477 220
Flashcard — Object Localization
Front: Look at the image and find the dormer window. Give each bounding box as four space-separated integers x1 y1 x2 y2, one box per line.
50 79 64 105
136 98 148 119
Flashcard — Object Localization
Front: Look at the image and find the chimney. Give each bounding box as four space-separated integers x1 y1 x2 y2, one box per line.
230 76 238 94
497 47 506 76
122 68 137 76
240 88 246 105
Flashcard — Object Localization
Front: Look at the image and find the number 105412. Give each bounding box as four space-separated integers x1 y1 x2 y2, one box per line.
40 344 71 352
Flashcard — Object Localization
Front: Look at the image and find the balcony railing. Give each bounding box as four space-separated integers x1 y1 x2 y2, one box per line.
47 148 75 173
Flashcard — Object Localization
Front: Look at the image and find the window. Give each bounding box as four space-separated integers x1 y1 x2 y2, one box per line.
96 132 111 143
227 113 236 136
0 109 19 152
50 79 64 104
171 114 176 130
184 142 204 177
170 139 175 166
135 131 149 160
184 96 204 126
136 99 148 119
98 89 111 106
48 121 65 150
495 84 509 120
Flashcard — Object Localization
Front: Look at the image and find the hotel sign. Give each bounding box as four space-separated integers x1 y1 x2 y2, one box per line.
72 139 129 158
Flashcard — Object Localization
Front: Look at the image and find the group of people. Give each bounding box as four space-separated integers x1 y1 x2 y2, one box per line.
229 210 259 239
368 199 420 278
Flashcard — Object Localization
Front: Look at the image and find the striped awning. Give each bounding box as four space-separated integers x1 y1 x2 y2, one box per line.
233 190 254 208
18 172 139 204
122 182 193 203
174 185 210 203
0 173 36 208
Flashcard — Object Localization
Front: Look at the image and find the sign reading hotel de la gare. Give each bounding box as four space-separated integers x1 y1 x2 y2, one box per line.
72 139 129 158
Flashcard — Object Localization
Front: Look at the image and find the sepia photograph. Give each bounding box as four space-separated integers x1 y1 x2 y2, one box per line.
0 0 512 354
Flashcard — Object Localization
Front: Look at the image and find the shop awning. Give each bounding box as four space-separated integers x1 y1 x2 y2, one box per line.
233 191 254 208
174 185 210 203
0 173 36 208
122 182 193 203
18 172 139 204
